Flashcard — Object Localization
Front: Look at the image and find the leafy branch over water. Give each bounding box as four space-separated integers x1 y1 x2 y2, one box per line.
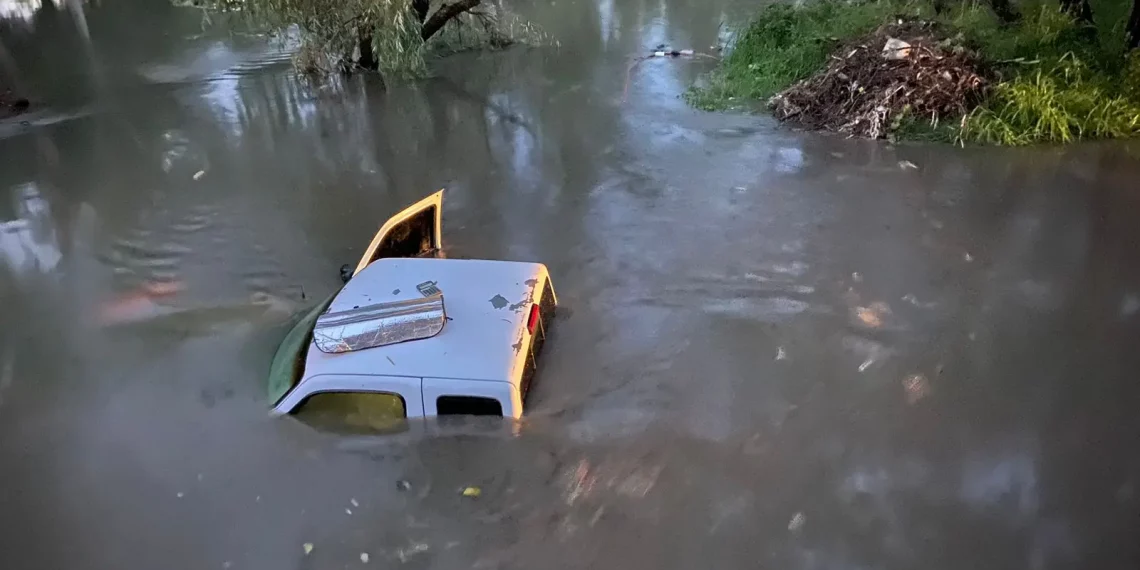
174 0 550 76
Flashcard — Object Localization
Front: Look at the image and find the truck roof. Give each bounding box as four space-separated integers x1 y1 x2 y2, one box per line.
300 257 548 385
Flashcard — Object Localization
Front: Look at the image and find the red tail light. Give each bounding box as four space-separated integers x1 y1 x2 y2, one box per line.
527 303 540 334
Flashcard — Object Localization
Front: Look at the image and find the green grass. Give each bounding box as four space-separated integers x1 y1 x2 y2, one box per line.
691 0 1140 145
950 2 1099 63
963 54 1140 144
956 1 1140 145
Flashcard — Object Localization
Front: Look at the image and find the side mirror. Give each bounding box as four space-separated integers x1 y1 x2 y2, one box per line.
339 264 353 284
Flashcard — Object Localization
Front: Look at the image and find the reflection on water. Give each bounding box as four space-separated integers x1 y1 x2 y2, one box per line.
0 182 61 277
1 0 1140 569
0 0 61 23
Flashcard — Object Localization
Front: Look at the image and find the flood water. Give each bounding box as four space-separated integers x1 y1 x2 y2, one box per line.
2 1 1140 569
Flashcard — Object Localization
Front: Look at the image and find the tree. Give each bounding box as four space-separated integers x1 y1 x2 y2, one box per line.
186 0 493 73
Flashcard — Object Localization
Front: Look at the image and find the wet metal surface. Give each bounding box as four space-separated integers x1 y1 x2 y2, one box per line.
2 1 1140 569
313 294 446 353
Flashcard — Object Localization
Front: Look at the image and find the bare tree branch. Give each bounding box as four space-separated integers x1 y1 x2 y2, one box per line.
412 0 430 23
421 0 482 41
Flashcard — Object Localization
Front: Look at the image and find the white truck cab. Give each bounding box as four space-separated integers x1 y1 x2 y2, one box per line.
267 191 556 432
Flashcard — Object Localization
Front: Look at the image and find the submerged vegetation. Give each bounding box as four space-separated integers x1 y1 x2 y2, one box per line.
178 0 549 76
689 0 1140 145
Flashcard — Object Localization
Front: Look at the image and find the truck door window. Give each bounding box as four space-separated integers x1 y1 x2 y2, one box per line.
368 206 436 263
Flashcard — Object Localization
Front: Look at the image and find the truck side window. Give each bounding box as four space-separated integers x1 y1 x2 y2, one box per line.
436 396 503 417
293 392 407 434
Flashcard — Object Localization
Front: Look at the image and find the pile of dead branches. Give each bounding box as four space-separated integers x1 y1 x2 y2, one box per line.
769 21 988 139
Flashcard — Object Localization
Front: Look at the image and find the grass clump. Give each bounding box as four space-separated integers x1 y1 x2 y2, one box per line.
963 54 1140 144
692 0 1140 145
956 1 1140 145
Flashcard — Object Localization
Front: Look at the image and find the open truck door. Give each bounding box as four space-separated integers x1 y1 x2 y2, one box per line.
352 190 443 277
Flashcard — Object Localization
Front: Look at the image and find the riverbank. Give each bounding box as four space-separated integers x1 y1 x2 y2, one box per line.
688 0 1140 145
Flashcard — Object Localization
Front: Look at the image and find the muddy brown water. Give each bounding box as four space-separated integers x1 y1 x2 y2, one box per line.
2 1 1140 569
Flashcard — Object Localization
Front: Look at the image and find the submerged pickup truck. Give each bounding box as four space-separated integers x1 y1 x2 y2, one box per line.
268 191 556 432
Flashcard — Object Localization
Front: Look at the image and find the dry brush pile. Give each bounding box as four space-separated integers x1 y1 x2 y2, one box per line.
768 21 988 138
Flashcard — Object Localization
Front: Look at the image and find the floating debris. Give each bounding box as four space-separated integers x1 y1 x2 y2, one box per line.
788 512 806 531
775 346 788 361
302 543 314 556
901 293 938 309
844 335 892 371
853 302 892 329
351 498 360 507
396 480 411 491
963 252 974 262
622 47 720 102
589 506 607 526
176 492 184 498
193 170 206 180
345 508 353 515
360 553 370 563
882 37 912 60
898 160 919 170
462 486 482 498
903 373 931 404
395 542 429 563
651 49 696 57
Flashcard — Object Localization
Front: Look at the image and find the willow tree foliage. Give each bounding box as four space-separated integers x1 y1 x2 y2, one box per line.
181 0 526 74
